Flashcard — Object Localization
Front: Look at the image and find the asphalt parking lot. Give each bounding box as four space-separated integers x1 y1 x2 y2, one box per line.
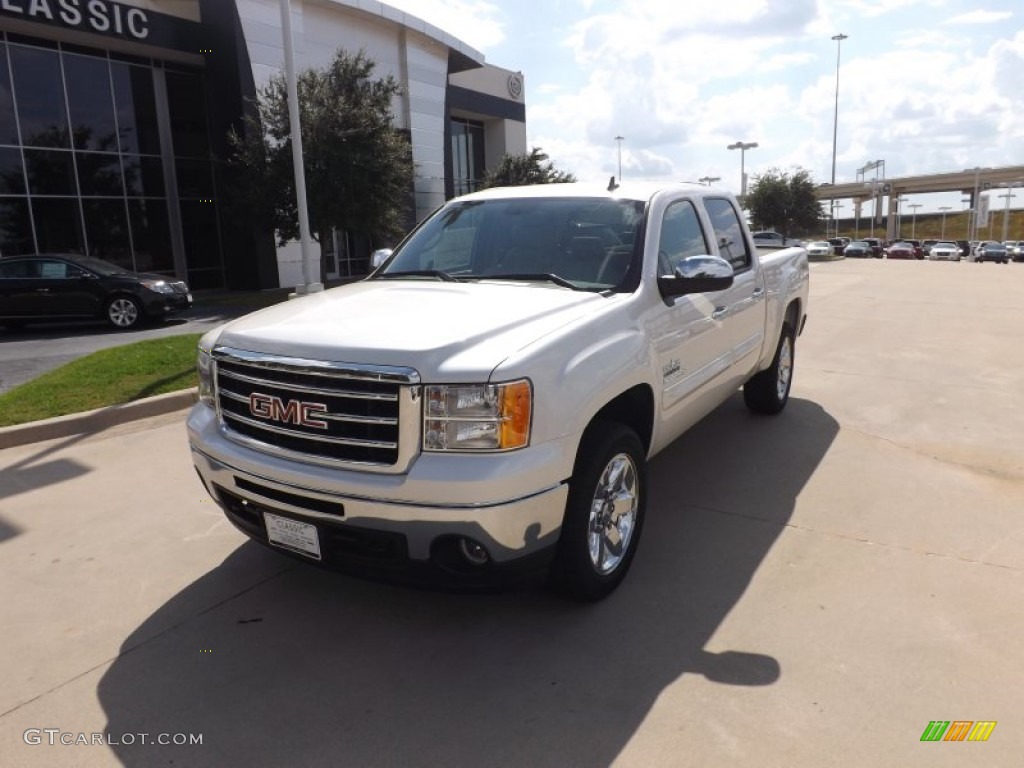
0 301 259 395
1 259 1022 767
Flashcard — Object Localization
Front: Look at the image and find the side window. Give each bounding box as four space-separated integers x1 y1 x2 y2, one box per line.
705 197 752 271
0 259 36 278
38 260 71 279
657 200 709 275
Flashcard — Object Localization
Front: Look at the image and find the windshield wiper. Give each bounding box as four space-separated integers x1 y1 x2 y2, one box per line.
375 269 456 282
470 273 583 290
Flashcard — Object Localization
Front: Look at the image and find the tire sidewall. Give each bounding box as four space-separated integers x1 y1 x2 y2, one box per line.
772 325 795 408
551 421 647 600
106 296 142 330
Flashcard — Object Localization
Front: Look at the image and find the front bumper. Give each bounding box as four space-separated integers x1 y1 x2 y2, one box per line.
188 405 572 581
141 290 192 316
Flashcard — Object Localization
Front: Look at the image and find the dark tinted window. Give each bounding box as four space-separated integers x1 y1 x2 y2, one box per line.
9 46 69 148
128 199 173 272
31 197 85 253
0 258 35 278
0 198 33 255
0 147 25 194
705 197 751 271
0 44 20 145
82 199 131 262
175 158 213 199
76 152 125 196
179 199 221 268
165 71 210 158
64 54 119 152
110 62 160 156
122 155 165 197
24 149 76 195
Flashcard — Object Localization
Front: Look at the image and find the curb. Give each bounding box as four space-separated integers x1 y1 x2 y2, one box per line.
0 388 199 451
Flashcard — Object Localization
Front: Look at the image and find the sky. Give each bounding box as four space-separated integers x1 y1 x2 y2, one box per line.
383 0 1024 215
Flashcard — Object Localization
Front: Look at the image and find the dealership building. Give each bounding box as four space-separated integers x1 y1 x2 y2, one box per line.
0 0 526 288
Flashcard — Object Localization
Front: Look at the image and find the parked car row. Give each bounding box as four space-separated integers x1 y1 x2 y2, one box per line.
0 253 193 330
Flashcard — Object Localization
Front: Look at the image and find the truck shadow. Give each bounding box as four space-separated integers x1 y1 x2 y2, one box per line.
97 395 837 767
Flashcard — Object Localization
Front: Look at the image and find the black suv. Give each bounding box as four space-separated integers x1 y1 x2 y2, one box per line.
0 253 192 330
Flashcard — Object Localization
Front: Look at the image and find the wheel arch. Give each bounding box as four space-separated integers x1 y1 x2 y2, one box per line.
583 384 655 458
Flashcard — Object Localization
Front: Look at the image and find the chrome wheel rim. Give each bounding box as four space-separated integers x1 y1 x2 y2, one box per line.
109 299 138 328
588 452 639 574
776 336 793 401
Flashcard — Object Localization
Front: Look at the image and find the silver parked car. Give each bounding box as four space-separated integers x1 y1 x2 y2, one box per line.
805 240 832 258
927 242 960 261
977 242 1009 264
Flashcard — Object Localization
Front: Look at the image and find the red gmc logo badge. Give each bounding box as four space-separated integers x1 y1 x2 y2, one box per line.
248 392 329 429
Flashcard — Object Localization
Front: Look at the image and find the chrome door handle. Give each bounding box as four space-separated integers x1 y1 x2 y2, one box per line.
712 306 728 320
752 287 765 298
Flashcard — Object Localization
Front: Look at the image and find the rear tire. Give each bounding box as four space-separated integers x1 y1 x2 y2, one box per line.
744 322 795 415
549 421 647 601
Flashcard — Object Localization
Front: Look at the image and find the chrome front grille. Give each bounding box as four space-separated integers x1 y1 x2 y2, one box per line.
212 348 421 471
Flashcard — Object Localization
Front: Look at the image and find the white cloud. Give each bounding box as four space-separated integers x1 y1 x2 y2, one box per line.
380 0 506 51
942 10 1014 25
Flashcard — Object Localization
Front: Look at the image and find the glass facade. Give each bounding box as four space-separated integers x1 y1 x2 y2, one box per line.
450 118 485 197
0 34 224 287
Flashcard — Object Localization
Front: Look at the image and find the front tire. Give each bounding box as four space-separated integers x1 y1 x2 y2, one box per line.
744 322 795 415
550 421 647 601
106 296 143 330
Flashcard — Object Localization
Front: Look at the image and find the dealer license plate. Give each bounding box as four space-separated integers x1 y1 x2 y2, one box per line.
264 512 321 560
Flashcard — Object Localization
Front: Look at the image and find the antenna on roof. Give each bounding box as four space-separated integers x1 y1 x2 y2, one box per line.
607 176 619 192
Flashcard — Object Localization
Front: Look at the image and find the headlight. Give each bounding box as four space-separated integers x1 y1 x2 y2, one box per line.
141 279 174 294
424 379 532 451
197 346 215 408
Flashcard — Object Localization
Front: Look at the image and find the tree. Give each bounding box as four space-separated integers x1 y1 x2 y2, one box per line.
481 147 576 188
743 168 823 238
228 49 414 260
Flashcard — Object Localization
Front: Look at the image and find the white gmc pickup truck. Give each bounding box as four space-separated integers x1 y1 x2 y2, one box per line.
187 182 809 599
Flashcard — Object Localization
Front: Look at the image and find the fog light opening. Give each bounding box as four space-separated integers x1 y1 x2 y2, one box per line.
458 537 490 566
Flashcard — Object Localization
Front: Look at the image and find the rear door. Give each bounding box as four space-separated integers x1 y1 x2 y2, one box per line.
703 197 767 382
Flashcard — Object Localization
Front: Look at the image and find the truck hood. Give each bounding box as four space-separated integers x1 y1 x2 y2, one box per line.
211 279 613 379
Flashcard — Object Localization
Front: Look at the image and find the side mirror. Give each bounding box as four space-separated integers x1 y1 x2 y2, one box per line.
657 254 734 298
369 249 393 270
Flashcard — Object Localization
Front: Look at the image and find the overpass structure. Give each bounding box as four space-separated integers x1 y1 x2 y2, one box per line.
814 166 1024 240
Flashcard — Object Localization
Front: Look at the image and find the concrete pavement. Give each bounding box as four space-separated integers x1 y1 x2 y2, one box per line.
1 259 1022 767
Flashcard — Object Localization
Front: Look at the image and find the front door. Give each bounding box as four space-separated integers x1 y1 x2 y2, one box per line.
652 197 734 415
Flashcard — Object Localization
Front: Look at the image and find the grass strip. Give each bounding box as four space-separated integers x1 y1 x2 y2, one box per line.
0 334 202 427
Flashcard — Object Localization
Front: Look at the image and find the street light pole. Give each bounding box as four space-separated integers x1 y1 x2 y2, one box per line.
727 141 758 198
938 206 952 239
614 135 624 182
909 203 922 239
698 176 721 186
896 196 907 239
998 185 1020 242
279 0 322 294
830 33 848 189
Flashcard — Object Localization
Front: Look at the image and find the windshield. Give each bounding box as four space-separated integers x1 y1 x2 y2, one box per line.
377 197 646 291
73 256 136 276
